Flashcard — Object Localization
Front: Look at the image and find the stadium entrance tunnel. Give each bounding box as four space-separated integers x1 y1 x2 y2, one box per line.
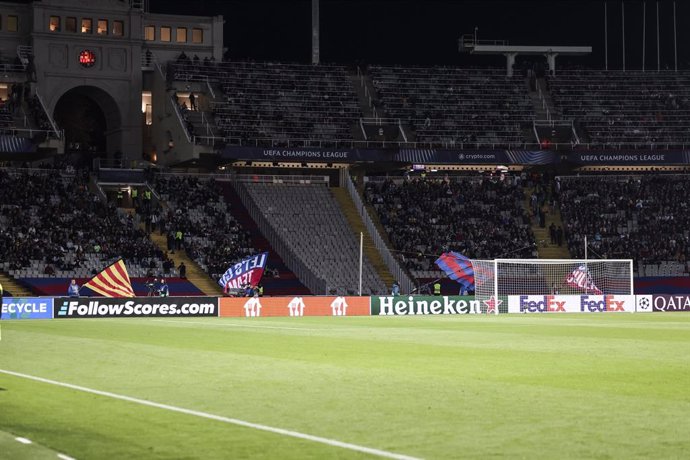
53 86 121 159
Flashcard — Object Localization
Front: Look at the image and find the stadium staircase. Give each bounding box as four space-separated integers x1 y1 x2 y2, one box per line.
126 205 223 296
0 271 33 297
523 189 570 260
330 187 395 288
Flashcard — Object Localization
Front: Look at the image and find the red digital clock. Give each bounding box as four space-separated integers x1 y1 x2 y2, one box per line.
79 50 96 68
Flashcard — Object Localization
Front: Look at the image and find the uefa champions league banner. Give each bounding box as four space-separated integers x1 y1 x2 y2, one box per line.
567 151 690 165
1 297 53 320
220 146 559 165
508 295 636 313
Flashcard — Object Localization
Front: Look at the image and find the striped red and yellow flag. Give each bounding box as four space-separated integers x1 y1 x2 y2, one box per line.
83 259 135 298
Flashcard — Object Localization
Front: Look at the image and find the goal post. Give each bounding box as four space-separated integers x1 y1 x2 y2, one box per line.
472 259 634 314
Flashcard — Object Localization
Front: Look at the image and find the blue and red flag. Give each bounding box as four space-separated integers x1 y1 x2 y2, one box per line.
435 252 474 291
218 252 268 291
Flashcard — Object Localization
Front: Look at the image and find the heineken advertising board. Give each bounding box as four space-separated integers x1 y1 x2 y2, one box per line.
371 295 484 316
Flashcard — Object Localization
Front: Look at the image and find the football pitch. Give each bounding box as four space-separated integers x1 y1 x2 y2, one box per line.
1 314 689 459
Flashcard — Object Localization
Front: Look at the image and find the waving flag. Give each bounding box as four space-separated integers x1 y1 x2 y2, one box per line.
219 252 268 291
435 252 474 291
83 259 135 297
565 264 602 294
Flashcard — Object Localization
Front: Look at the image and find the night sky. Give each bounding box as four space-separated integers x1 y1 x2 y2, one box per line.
148 0 690 69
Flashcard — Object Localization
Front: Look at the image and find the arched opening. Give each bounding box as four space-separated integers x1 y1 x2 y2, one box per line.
53 86 121 162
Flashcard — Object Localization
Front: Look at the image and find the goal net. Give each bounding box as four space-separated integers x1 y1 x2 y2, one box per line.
472 259 634 314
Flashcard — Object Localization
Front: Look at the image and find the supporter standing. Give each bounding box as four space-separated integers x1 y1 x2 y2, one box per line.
159 279 169 297
0 281 3 319
433 281 441 296
391 281 400 296
67 279 80 297
178 262 186 278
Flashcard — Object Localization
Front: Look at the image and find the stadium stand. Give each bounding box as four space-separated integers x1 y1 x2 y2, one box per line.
170 60 361 147
369 66 533 148
364 175 537 284
549 70 690 148
152 174 309 295
0 168 202 295
558 174 690 276
153 174 255 279
241 181 386 295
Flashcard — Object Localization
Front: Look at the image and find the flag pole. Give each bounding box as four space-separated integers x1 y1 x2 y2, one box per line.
584 235 589 295
359 232 363 296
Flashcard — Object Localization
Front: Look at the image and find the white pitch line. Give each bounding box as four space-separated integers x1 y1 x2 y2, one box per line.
15 437 32 444
149 319 322 331
0 369 420 460
57 454 76 460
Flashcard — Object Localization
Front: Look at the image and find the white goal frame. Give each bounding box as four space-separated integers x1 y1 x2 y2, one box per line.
473 258 635 314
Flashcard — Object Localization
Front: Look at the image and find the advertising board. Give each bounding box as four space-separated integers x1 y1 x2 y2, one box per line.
53 297 218 318
219 296 369 317
1 297 53 320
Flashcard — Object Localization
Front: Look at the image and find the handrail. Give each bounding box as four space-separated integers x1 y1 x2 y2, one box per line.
205 76 216 99
571 120 581 145
33 88 61 138
398 119 408 142
169 95 193 143
532 120 541 143
345 174 415 295
229 179 328 295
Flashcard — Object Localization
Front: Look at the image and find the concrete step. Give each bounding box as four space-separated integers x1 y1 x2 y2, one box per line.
523 187 571 260
0 271 34 297
145 228 223 296
331 187 394 287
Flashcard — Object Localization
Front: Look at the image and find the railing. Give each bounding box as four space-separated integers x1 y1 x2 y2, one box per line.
170 95 193 143
198 135 690 151
532 121 541 144
536 84 551 121
345 174 415 295
205 76 216 99
230 179 328 295
33 88 62 139
234 174 329 185
571 120 581 145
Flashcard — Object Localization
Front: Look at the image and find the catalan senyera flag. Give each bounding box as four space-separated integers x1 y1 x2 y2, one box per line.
83 259 135 297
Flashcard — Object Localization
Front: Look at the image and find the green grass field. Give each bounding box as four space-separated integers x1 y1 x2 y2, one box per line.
1 314 690 459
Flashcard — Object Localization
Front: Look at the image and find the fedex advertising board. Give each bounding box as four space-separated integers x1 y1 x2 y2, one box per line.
508 295 635 313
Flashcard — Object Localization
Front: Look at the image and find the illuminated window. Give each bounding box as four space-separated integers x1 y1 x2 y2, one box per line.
176 27 187 43
81 18 92 34
160 26 171 42
49 16 60 32
66 17 77 33
112 20 124 36
142 91 152 125
8 15 18 32
144 25 155 41
192 28 203 44
97 19 108 35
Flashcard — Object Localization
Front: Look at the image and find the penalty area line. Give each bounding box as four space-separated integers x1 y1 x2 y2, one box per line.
0 369 420 460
